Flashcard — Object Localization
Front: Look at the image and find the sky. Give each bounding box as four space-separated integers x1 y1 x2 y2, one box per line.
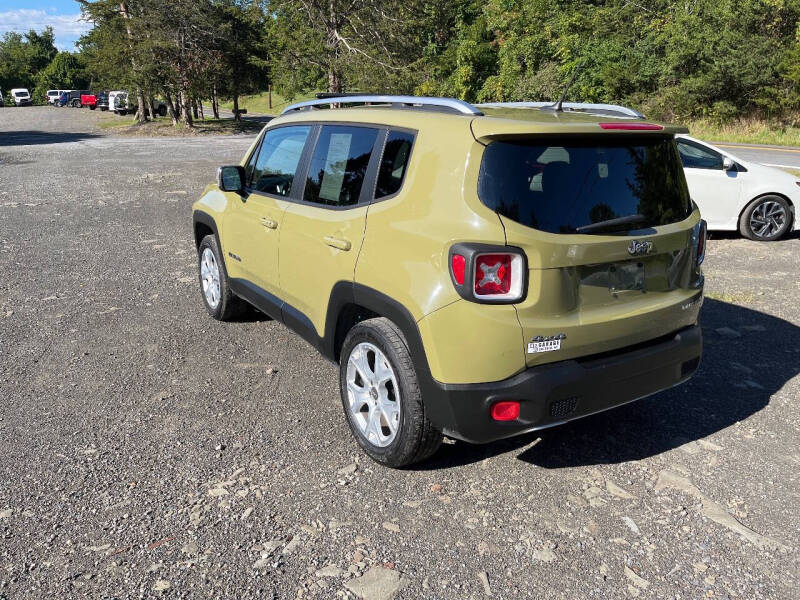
0 0 92 50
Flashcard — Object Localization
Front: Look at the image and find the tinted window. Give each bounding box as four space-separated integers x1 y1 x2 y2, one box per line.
304 125 378 206
677 140 724 170
478 136 692 234
250 125 311 196
376 130 414 198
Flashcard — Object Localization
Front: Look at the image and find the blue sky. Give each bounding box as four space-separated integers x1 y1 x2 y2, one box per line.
0 0 91 50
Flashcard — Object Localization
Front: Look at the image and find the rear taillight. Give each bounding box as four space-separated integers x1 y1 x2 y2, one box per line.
449 244 527 304
695 220 707 266
473 253 523 300
451 254 466 285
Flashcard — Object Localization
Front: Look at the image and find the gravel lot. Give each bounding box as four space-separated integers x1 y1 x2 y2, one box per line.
1 106 799 599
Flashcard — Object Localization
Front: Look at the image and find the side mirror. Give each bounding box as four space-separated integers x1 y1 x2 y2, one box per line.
723 157 736 171
217 165 246 193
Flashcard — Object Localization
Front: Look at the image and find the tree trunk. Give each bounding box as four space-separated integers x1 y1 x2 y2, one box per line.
163 89 179 126
179 89 193 127
233 93 241 122
120 2 148 123
198 99 204 120
211 86 219 119
268 84 272 110
192 98 199 120
328 67 343 94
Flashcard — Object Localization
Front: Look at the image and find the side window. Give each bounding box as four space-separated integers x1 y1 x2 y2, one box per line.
677 140 724 170
251 125 312 196
244 135 263 186
304 125 378 207
375 130 415 198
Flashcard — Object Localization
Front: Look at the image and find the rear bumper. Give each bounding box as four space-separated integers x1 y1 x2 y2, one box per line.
425 323 702 444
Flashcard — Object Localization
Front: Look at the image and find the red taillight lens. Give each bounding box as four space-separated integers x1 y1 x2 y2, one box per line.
696 220 707 265
491 401 520 421
474 254 511 295
599 122 663 131
451 254 466 285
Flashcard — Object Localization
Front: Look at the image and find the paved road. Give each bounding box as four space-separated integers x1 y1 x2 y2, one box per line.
1 107 799 599
712 141 800 170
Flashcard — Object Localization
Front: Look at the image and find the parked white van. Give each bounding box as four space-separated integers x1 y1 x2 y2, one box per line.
10 88 31 106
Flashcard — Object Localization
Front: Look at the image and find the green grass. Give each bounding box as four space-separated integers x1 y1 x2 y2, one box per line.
681 117 800 147
220 90 320 115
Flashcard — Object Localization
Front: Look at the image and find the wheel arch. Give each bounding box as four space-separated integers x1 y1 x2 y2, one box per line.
738 192 795 230
324 283 456 430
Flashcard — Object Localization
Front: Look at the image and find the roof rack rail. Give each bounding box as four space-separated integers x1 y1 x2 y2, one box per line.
281 95 483 116
475 101 644 119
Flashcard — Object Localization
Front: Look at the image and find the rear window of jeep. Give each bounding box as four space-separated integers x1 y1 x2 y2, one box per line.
478 136 691 234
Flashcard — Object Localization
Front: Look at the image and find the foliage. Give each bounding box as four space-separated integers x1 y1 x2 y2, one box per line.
0 28 58 99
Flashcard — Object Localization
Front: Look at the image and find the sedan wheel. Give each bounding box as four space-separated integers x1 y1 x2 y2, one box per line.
740 195 792 241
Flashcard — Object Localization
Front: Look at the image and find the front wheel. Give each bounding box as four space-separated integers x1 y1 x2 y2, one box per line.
339 318 442 467
739 195 792 241
197 235 246 320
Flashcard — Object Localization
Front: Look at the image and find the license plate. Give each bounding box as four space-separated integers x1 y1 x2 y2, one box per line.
609 262 645 292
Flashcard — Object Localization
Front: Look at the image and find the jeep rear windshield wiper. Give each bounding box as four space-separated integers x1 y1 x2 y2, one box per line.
575 214 647 234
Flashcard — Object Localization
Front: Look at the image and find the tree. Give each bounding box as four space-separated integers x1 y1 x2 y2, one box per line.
34 52 90 100
0 28 58 98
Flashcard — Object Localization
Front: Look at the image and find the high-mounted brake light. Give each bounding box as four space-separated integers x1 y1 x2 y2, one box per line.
473 253 524 300
599 122 663 131
491 401 520 421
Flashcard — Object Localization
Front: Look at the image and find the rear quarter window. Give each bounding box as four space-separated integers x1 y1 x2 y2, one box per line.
478 136 692 234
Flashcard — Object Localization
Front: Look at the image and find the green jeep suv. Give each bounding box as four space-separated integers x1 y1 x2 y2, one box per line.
192 96 705 467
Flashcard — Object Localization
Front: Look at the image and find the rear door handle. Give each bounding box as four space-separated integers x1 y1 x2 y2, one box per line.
260 217 278 229
323 236 352 251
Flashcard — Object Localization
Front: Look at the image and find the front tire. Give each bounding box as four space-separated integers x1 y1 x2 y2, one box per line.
739 195 792 241
339 318 442 467
197 234 245 320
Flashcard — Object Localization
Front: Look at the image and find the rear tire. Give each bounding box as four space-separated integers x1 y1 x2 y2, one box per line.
739 195 792 241
339 318 442 468
197 234 246 320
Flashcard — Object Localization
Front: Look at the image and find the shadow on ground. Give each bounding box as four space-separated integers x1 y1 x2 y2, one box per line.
0 130 103 147
419 298 799 470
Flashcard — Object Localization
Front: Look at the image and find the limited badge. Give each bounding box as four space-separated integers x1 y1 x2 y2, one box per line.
527 333 566 354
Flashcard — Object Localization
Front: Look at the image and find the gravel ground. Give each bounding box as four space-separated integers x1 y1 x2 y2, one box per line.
1 107 799 599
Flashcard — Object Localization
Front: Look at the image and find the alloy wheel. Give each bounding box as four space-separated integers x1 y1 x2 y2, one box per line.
749 200 787 239
200 247 221 308
345 342 401 448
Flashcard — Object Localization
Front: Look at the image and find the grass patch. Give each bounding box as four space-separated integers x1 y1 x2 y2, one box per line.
220 90 320 115
112 116 263 136
681 117 800 146
705 291 755 305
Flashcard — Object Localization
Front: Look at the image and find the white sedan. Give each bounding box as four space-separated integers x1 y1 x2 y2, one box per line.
676 135 799 241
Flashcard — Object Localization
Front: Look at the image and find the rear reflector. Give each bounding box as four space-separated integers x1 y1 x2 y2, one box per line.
599 122 664 131
491 401 520 421
451 254 466 285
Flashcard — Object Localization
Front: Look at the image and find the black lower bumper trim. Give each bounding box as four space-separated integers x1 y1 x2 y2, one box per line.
422 324 702 444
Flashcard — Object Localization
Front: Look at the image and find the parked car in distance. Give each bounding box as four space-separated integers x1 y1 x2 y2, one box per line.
66 90 90 108
109 90 168 117
46 89 69 105
10 88 32 106
677 135 799 241
0 91 4 107
192 95 705 467
96 91 109 111
57 91 70 107
81 93 97 110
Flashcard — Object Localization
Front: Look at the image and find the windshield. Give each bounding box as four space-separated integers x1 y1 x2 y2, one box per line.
478 135 691 234
14 91 28 97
